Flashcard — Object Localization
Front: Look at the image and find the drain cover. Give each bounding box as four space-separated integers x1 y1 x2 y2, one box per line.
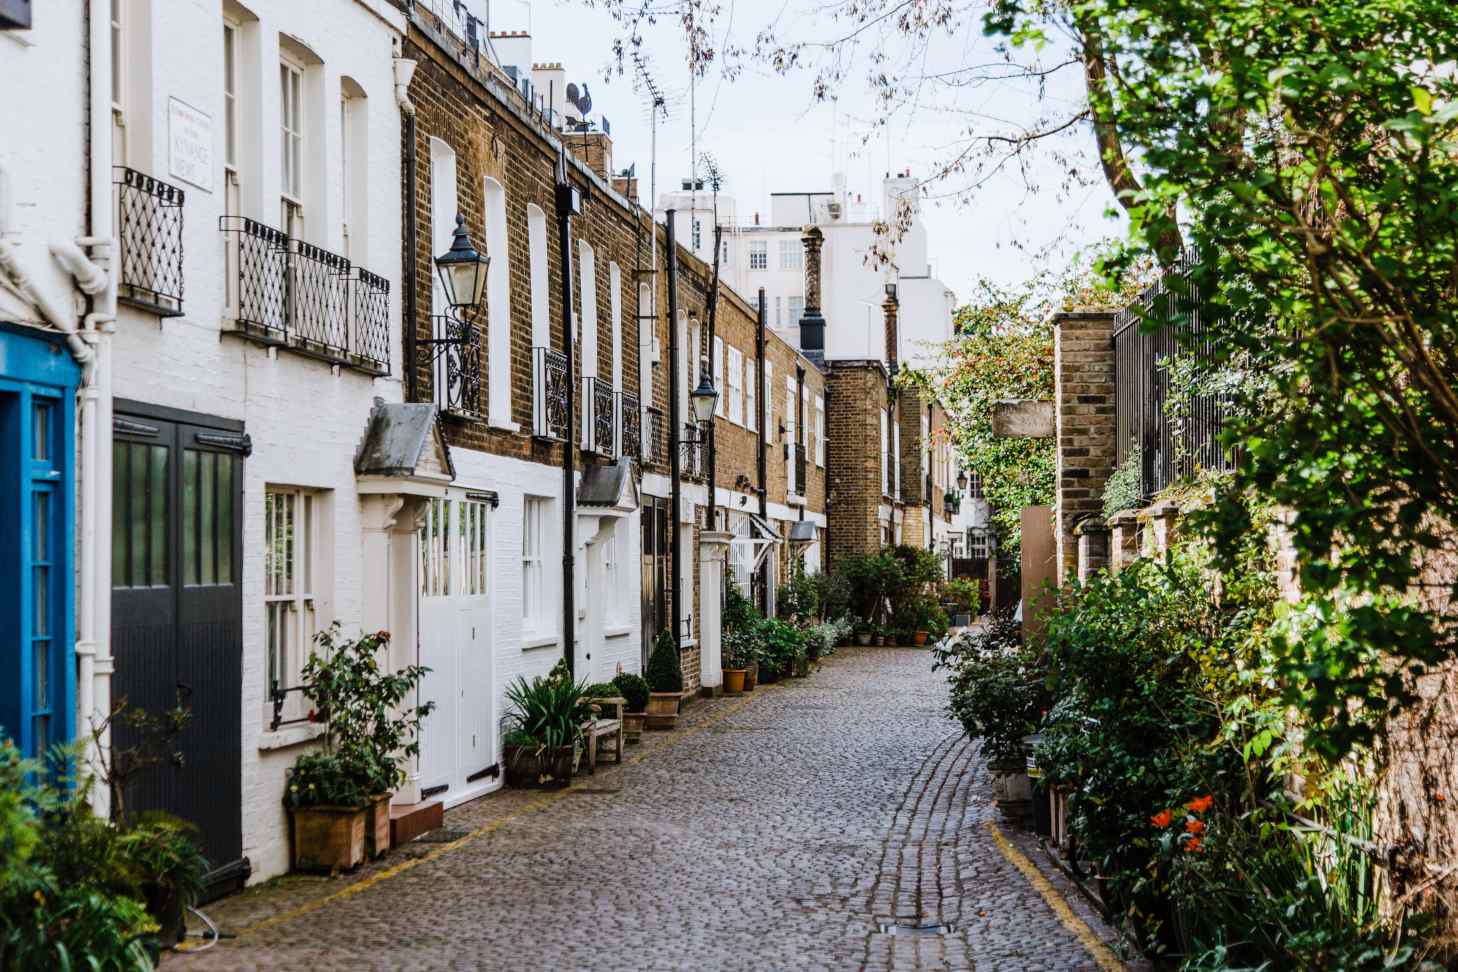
566 787 622 795
876 922 958 936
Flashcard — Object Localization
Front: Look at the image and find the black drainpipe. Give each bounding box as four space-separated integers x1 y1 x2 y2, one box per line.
755 289 767 520
705 223 723 531
666 213 683 647
823 378 832 575
404 109 419 401
555 149 579 676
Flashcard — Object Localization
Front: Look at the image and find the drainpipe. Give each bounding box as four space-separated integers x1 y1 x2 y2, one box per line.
555 148 579 676
665 211 682 647
755 288 766 520
704 223 722 531
395 57 419 401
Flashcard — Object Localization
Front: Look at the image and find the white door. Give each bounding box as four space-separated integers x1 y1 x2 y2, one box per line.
418 493 495 807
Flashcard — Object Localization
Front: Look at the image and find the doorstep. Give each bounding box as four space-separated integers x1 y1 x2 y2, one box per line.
389 800 443 846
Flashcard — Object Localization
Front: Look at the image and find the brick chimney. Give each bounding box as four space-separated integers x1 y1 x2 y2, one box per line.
883 290 899 373
570 131 613 182
799 225 826 354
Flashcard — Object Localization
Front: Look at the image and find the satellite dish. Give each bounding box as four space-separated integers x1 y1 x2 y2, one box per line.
565 82 593 117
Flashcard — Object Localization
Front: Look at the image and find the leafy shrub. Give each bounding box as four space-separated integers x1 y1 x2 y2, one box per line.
1101 449 1144 520
722 627 756 669
776 569 820 623
931 611 1045 764
724 584 761 633
285 751 375 810
838 552 905 626
581 682 619 699
942 578 981 615
610 673 650 713
646 627 684 694
503 660 592 758
757 619 806 679
804 617 851 662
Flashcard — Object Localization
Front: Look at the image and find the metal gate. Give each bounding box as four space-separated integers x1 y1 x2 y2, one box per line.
111 403 247 896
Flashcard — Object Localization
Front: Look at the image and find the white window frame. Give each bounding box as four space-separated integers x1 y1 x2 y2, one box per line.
802 384 811 448
280 58 305 230
727 345 744 425
787 295 804 327
774 295 782 327
763 360 773 433
815 395 825 466
223 22 238 173
746 355 757 433
785 377 798 495
522 497 548 634
265 488 317 716
111 0 125 115
713 337 725 418
749 241 767 271
880 410 890 495
779 239 802 271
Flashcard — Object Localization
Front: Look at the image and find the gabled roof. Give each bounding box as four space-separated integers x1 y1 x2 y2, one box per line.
354 398 456 481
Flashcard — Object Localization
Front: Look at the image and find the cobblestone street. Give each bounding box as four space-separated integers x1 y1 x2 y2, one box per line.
170 648 1127 972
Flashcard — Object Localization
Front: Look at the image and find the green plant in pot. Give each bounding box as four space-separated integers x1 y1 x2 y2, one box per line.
612 672 651 742
853 620 873 646
288 624 433 871
503 660 592 787
645 628 684 729
722 628 754 694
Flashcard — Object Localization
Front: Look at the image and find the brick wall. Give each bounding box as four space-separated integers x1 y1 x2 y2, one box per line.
826 361 891 566
1052 311 1117 583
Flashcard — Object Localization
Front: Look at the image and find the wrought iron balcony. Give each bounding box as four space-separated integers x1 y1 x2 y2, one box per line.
115 167 185 317
533 346 569 440
584 376 616 455
219 216 390 375
645 406 666 467
430 315 481 416
619 391 641 460
681 422 704 479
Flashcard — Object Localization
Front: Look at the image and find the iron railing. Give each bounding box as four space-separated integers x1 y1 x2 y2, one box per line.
645 406 666 466
533 347 569 440
1112 250 1237 498
219 216 390 374
681 421 704 479
584 377 616 455
619 391 641 459
115 167 185 316
431 315 481 415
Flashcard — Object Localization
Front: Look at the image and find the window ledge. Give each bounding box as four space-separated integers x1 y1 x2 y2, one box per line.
603 624 633 639
258 722 325 752
522 633 560 651
787 492 806 507
490 417 522 434
678 638 698 650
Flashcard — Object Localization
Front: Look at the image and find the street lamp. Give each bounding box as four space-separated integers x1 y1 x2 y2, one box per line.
690 360 718 424
435 213 489 312
957 469 968 492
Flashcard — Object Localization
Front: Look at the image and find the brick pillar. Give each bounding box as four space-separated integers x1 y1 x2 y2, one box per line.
799 226 826 352
1074 517 1110 583
1108 510 1140 573
1053 310 1118 584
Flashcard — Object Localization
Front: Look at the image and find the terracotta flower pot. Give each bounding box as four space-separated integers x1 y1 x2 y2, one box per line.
645 691 680 730
623 711 646 743
723 668 748 694
874 635 886 646
744 663 758 691
291 804 367 873
914 630 929 646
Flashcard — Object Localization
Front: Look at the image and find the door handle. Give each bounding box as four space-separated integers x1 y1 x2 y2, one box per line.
176 680 194 700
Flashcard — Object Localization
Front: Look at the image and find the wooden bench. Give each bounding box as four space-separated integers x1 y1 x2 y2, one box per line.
582 695 625 774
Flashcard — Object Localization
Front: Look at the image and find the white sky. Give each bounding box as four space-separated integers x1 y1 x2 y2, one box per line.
495 0 1125 301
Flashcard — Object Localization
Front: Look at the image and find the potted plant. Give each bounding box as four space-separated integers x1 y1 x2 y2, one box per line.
874 623 888 647
612 672 650 743
645 628 684 729
118 813 209 948
853 621 873 646
503 661 592 787
288 625 432 869
722 629 752 694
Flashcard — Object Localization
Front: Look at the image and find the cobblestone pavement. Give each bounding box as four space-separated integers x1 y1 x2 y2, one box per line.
169 647 1130 972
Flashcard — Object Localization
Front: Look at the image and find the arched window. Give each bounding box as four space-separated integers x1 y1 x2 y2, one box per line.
527 204 549 351
483 176 512 427
579 240 597 377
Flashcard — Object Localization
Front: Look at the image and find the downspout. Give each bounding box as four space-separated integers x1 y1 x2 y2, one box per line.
395 57 419 401
704 223 722 531
665 212 682 646
755 288 766 520
555 149 578 676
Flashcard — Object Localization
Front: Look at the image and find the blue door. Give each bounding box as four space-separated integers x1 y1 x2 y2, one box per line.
0 326 79 760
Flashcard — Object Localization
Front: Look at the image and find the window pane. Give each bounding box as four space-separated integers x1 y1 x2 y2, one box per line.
32 403 49 461
217 457 233 584
199 453 216 585
182 449 198 586
130 442 148 585
301 494 312 596
33 491 47 562
149 445 168 586
33 566 47 638
112 442 128 586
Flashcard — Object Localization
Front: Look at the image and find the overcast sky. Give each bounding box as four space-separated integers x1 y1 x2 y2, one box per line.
488 0 1125 303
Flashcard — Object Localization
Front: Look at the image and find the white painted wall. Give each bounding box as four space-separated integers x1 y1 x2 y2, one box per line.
105 0 405 883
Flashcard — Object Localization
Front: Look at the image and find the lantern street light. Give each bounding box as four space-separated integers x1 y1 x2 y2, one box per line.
435 212 489 312
957 469 968 492
690 360 719 425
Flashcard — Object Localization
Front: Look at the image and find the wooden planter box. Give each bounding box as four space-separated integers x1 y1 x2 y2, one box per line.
504 744 578 788
366 793 392 858
291 805 367 873
645 691 680 730
623 711 646 743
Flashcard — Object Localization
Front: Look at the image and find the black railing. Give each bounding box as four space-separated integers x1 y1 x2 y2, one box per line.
219 216 390 373
431 315 482 415
533 347 569 440
1113 250 1237 498
681 422 704 479
620 391 641 459
794 443 808 496
645 406 666 466
115 167 185 316
585 377 616 455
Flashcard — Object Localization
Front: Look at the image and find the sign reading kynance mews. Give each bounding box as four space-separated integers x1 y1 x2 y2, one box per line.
168 97 213 192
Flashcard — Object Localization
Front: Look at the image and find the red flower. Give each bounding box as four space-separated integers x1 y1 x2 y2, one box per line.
1185 836 1203 853
376 630 392 642
1185 794 1214 814
1151 809 1173 828
1185 818 1206 836
307 709 318 723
